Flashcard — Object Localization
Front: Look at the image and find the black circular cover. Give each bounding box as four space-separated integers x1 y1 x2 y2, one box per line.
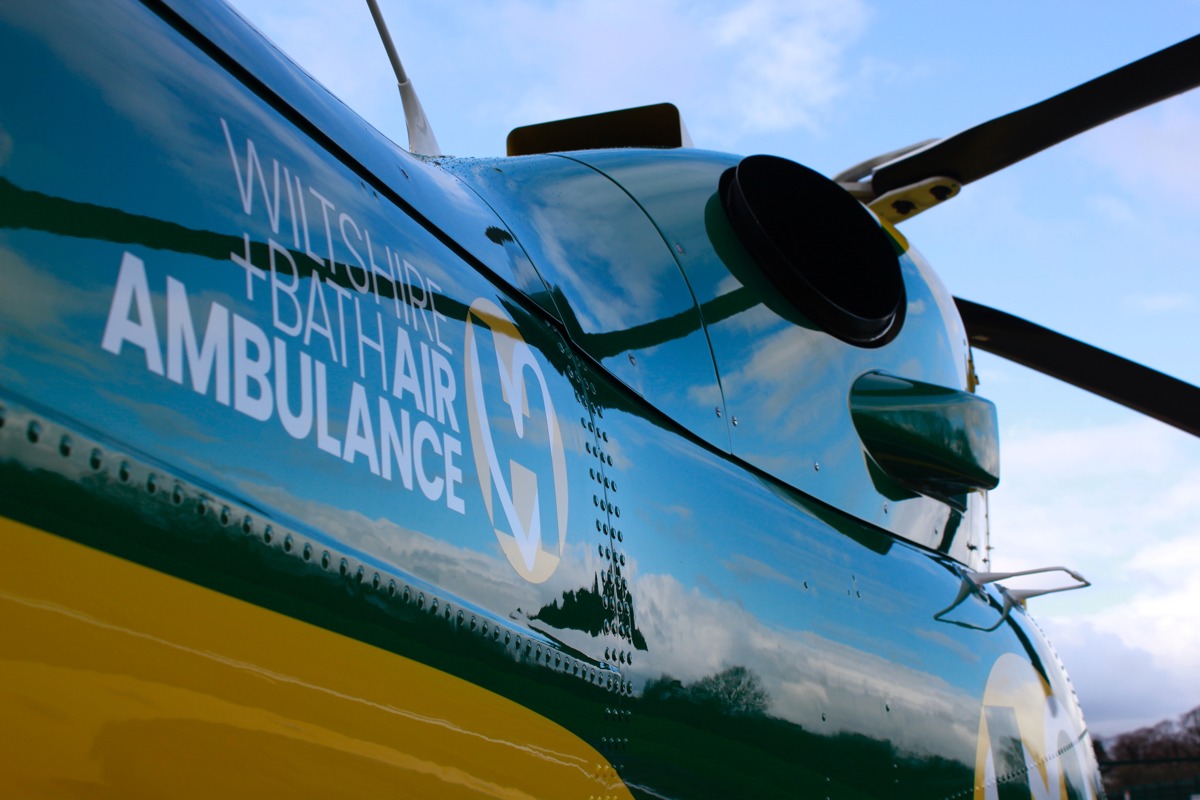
720 155 905 347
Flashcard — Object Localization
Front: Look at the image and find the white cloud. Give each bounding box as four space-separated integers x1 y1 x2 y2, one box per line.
985 419 1200 733
1080 94 1200 207
1036 618 1196 737
1124 292 1197 314
228 0 872 153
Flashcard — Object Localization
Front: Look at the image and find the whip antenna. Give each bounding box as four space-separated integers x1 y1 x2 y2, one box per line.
365 0 442 156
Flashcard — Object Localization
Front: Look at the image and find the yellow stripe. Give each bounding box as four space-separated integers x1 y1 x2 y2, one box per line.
0 516 631 799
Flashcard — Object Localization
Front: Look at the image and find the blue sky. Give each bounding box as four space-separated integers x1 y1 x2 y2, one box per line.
225 0 1200 737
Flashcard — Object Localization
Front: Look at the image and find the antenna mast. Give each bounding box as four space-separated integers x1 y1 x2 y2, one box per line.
365 0 442 156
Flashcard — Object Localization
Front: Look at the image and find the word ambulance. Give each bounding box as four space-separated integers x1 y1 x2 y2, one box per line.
100 118 467 514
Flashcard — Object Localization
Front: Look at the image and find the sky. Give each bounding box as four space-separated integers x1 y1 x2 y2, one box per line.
223 0 1200 738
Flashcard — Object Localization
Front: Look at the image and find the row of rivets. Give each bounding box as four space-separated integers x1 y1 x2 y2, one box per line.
604 707 633 722
6 404 608 684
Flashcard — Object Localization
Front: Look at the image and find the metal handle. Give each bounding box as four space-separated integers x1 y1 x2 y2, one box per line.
970 566 1090 603
935 565 1090 631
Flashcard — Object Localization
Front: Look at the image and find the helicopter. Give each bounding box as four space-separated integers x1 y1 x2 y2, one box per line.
1 1 1198 798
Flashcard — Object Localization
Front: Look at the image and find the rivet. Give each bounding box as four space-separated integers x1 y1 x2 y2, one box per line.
803 580 809 589
715 406 722 418
0 405 5 428
586 441 592 454
617 530 623 542
339 558 349 576
418 592 426 609
220 506 231 526
674 242 684 255
263 525 273 543
242 515 253 534
355 565 365 583
821 713 827 722
885 703 891 713
601 430 608 441
372 572 381 590
883 503 889 514
427 595 435 611
283 534 293 552
607 454 613 466
146 473 157 494
89 448 102 470
628 354 636 366
813 461 821 472
172 483 185 505
493 627 500 641
596 520 602 532
614 506 620 517
598 544 604 557
457 610 465 626
26 420 41 443
119 461 131 482
469 615 477 631
302 543 312 561
58 435 72 457
589 468 595 480
321 550 331 569
619 553 625 566
505 632 511 645
731 416 739 427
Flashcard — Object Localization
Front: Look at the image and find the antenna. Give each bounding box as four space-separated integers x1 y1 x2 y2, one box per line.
364 0 442 156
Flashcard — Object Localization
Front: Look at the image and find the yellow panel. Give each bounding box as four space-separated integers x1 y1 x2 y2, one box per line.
0 516 631 799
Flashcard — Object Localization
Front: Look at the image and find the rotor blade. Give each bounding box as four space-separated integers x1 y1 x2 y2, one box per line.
954 298 1200 438
870 34 1200 198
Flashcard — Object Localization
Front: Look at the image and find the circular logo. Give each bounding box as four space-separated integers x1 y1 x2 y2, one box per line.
464 298 568 583
974 653 1095 799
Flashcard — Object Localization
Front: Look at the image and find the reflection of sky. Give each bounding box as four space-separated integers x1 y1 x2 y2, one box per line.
589 393 1022 757
448 156 731 449
0 0 1089 771
0 0 584 570
570 149 978 551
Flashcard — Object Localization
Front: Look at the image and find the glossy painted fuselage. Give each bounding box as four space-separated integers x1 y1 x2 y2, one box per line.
0 1 1101 797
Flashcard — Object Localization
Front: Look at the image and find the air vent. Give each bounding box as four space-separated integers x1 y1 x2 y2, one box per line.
720 155 905 347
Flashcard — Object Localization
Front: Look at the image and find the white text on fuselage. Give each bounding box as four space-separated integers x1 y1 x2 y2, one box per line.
99 118 465 513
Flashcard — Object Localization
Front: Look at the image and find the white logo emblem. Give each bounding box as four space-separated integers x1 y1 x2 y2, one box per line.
464 298 568 583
